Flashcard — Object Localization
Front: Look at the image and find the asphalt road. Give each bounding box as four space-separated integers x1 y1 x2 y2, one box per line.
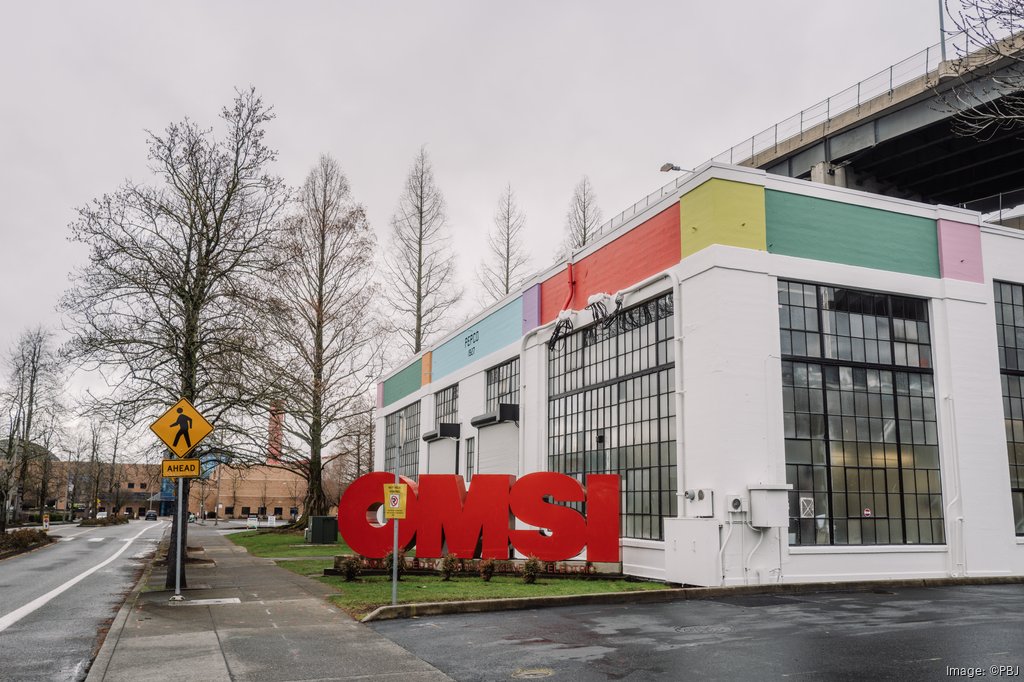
370 584 1024 681
0 520 167 682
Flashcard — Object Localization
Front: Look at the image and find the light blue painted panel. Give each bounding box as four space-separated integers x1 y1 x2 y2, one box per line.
432 298 523 381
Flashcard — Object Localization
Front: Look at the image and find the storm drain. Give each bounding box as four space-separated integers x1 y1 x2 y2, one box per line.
673 624 733 634
511 668 554 679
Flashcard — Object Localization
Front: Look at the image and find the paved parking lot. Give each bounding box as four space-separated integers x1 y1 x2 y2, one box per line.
370 584 1024 681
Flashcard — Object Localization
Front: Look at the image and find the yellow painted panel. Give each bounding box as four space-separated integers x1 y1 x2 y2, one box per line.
680 179 766 258
421 351 433 386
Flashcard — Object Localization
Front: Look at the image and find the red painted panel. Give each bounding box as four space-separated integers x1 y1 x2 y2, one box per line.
539 204 680 324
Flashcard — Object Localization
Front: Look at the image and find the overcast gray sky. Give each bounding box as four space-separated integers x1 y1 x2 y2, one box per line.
1 1 946 357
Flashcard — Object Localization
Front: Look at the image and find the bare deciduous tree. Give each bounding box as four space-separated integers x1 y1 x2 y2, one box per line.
61 88 287 589
477 183 531 304
943 1 1024 139
1 327 59 532
562 175 603 253
384 146 462 354
259 154 383 523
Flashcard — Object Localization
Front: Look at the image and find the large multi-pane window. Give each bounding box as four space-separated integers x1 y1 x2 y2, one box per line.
994 281 1024 535
779 280 944 545
384 401 421 479
435 385 458 428
548 293 677 541
465 437 475 483
486 358 520 411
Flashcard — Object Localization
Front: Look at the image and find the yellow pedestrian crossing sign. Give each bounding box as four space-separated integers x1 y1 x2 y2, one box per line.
150 398 214 458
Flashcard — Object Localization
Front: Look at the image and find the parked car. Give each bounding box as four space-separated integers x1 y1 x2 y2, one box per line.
145 510 158 521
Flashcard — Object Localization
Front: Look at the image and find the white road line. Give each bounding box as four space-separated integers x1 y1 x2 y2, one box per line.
87 538 106 543
0 522 167 633
59 527 96 540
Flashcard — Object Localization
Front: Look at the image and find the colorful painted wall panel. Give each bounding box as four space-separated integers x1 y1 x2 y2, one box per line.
937 219 984 283
382 357 422 409
522 284 541 334
679 179 766 258
421 352 433 386
765 190 939 278
539 204 681 324
431 298 523 382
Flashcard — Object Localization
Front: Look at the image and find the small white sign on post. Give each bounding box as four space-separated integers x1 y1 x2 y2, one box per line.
247 515 259 529
267 515 276 527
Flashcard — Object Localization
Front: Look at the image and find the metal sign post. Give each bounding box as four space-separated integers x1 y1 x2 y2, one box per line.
384 481 409 606
172 477 184 601
150 398 215 604
392 472 399 606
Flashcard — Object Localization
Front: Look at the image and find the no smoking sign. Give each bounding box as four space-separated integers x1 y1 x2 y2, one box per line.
383 483 408 520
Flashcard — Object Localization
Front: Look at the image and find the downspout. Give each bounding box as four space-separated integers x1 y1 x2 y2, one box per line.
938 299 966 577
561 261 576 312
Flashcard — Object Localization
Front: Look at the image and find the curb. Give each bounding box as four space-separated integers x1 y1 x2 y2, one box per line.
360 574 1024 623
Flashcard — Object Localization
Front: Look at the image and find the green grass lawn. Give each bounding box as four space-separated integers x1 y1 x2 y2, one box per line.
274 559 668 618
228 530 350 557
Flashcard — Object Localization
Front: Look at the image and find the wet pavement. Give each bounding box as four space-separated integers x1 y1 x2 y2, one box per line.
0 520 166 681
370 584 1024 681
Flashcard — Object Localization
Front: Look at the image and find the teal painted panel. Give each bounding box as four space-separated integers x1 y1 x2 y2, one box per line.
765 190 939 278
432 298 523 381
383 358 421 407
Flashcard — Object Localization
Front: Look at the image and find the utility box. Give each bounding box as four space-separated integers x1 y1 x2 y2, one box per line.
309 516 338 544
749 484 792 528
663 518 721 587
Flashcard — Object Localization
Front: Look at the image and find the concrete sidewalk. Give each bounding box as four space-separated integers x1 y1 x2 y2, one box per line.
87 524 451 682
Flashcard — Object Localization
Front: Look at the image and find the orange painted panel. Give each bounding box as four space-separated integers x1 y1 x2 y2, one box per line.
540 205 681 325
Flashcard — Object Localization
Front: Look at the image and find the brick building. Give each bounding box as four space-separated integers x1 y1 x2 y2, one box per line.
187 464 307 521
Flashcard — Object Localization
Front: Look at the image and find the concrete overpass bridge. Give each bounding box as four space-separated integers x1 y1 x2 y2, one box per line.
713 32 1024 216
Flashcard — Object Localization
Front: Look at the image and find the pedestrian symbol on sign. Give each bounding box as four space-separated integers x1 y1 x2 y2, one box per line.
172 408 193 449
150 398 214 458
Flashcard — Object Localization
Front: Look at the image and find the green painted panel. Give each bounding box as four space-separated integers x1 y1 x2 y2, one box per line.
383 358 422 407
765 190 939 278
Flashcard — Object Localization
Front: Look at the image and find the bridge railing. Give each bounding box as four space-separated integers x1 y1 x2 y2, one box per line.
709 30 976 168
961 187 1024 224
577 21 1010 254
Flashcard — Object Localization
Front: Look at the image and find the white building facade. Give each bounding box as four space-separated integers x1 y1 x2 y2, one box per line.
374 163 1024 586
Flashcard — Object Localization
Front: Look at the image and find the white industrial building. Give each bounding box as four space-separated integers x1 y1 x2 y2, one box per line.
374 162 1024 586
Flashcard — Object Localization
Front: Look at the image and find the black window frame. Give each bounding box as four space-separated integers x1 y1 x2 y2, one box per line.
994 280 1024 536
384 401 421 480
435 384 459 429
779 279 944 546
547 292 677 541
486 357 520 412
465 436 476 482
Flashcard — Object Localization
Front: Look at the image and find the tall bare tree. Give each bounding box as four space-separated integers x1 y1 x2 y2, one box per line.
61 88 287 589
1 327 59 532
262 154 383 523
944 1 1024 139
563 175 603 253
384 146 462 354
478 183 531 304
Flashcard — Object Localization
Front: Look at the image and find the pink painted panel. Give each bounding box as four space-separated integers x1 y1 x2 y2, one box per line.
937 219 984 283
376 382 384 409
